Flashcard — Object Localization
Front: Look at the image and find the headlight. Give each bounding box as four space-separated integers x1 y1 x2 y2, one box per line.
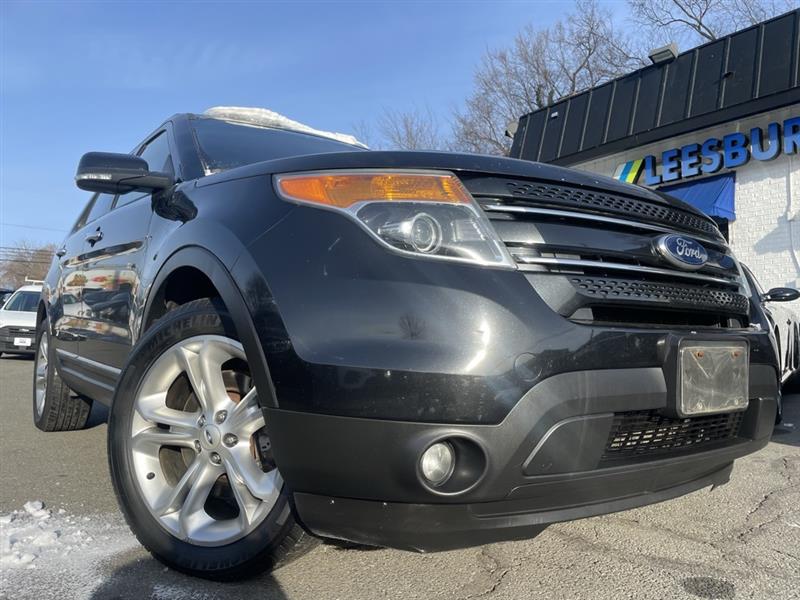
274 170 515 268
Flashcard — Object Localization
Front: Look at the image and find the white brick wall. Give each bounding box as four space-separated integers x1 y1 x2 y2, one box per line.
731 152 800 291
572 105 800 299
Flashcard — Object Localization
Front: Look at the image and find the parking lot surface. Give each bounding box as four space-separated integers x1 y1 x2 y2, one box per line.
1 354 798 600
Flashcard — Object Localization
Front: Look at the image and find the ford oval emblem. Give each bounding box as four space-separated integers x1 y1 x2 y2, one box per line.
655 234 708 270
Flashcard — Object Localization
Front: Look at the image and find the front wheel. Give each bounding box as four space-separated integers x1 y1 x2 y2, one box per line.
108 299 309 580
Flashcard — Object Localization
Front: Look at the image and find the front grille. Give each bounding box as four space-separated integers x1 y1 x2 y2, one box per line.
569 277 749 315
0 325 35 338
600 410 744 464
7 326 34 336
502 180 721 239
466 174 747 329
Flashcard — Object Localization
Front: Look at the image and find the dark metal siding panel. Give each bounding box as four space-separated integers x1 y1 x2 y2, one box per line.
796 9 800 87
606 75 638 141
560 93 589 156
581 83 613 150
690 40 725 116
722 27 759 107
509 117 527 157
759 13 797 97
539 101 568 162
632 66 663 134
520 110 546 162
511 9 799 165
660 52 695 125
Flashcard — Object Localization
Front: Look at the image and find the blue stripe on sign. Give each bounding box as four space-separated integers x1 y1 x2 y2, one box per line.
618 161 633 181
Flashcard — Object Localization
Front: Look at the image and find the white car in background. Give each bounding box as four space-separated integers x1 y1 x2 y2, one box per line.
0 285 42 357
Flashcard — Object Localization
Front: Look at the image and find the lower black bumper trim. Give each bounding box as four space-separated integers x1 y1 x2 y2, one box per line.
294 461 735 552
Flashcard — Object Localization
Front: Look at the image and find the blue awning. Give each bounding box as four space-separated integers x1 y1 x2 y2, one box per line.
660 173 736 221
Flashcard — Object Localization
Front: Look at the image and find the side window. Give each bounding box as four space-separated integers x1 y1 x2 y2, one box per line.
116 131 174 208
139 132 174 174
78 193 115 228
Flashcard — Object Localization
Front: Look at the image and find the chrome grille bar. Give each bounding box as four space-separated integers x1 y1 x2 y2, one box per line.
482 204 726 248
516 256 740 287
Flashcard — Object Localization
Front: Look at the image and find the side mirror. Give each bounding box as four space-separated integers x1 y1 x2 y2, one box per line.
762 287 800 302
76 152 173 195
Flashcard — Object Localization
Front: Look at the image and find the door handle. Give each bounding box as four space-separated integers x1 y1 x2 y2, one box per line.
85 230 103 246
55 246 67 257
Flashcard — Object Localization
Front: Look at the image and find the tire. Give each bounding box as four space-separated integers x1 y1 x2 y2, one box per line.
108 298 311 580
33 317 92 431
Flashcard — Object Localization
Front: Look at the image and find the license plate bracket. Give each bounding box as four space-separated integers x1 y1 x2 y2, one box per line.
677 340 748 417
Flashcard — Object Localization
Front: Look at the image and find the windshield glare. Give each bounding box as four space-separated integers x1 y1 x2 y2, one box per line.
3 291 39 312
192 118 364 174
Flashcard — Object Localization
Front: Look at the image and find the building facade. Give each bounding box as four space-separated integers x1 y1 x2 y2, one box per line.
510 10 800 294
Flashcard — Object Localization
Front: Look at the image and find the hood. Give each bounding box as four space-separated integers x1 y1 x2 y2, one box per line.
0 310 37 330
197 150 712 220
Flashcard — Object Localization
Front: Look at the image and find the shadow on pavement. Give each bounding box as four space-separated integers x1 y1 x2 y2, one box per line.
0 353 34 361
681 576 735 599
90 550 290 600
772 393 799 448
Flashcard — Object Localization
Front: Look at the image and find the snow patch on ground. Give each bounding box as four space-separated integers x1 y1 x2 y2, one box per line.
0 501 138 598
204 105 367 147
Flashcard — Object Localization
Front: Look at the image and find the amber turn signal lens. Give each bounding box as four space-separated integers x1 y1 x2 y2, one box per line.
276 172 472 208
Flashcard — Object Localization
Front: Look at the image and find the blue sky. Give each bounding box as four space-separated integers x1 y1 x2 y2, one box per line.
1 1 618 246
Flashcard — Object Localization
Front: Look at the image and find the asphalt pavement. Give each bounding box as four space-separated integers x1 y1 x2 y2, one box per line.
1 354 798 600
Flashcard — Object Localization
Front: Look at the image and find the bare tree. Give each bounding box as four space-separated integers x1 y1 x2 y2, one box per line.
0 240 56 289
350 119 376 149
357 106 447 151
361 0 795 157
628 0 796 46
452 0 643 155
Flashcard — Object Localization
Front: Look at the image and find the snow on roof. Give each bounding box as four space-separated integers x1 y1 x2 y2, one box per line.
203 106 367 148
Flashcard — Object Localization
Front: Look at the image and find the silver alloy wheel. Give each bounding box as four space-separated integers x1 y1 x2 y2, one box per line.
35 333 48 417
131 334 281 546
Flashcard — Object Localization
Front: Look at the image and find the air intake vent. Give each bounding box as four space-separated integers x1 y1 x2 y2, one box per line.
502 180 721 239
570 277 749 314
601 410 744 464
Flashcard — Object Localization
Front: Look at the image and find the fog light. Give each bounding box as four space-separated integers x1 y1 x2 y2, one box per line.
420 442 455 486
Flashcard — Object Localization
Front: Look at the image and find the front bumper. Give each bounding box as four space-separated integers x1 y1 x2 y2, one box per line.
240 204 779 550
0 326 36 354
0 340 35 354
293 458 735 552
268 366 777 551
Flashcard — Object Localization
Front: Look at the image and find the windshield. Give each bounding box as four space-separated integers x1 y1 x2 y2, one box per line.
192 118 365 174
2 291 39 312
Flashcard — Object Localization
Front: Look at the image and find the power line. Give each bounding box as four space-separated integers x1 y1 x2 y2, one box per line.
0 258 50 265
0 246 55 252
0 222 68 233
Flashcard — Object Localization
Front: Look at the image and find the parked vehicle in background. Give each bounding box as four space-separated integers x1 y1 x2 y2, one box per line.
0 285 42 356
33 107 780 580
0 288 14 306
742 264 800 399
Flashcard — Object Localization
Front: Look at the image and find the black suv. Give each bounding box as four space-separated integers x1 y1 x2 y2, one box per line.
34 108 779 580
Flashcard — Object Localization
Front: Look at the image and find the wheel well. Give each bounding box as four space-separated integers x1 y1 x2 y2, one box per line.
37 301 47 328
144 266 223 331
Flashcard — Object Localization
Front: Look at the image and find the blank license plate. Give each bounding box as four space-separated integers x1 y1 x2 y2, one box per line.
679 341 748 416
13 337 32 347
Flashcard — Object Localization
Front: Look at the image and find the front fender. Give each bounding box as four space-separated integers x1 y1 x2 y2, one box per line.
140 245 279 409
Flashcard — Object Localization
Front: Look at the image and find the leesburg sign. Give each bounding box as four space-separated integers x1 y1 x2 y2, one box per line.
614 116 800 186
